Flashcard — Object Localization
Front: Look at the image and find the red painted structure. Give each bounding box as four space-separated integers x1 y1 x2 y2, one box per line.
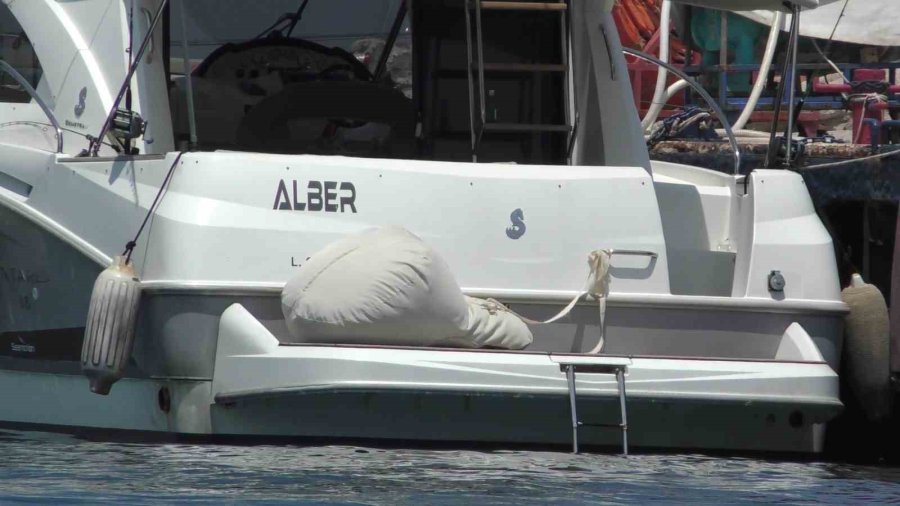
614 0 694 117
813 69 900 144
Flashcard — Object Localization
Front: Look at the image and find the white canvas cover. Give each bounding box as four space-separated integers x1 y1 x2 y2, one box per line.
281 227 533 350
737 1 899 46
673 0 825 12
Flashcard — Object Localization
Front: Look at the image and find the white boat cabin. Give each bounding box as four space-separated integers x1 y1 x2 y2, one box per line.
0 0 652 168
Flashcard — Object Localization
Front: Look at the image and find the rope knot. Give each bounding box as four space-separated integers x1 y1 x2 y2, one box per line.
481 298 508 316
587 249 612 300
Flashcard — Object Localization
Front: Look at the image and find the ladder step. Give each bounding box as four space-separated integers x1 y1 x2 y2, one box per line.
481 62 567 73
483 122 571 133
480 1 568 11
579 423 626 429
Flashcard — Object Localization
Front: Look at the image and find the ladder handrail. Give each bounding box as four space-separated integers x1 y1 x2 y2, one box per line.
464 0 479 161
475 0 487 127
563 362 629 455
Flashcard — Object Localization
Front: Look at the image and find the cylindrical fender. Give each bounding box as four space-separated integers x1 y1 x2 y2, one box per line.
891 212 900 378
842 274 894 422
612 5 645 50
81 256 142 395
623 0 658 40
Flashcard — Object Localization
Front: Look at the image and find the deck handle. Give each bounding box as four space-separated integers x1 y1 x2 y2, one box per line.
608 249 658 259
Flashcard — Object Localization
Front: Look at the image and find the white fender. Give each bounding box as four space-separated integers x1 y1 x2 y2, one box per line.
841 274 893 422
81 256 142 395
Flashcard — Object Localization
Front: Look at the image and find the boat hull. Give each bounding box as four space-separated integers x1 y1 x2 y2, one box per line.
0 349 840 454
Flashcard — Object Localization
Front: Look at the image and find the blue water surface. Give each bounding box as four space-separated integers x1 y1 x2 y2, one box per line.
1 430 899 504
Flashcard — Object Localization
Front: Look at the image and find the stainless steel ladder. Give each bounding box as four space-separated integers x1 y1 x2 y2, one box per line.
463 0 574 161
560 362 629 455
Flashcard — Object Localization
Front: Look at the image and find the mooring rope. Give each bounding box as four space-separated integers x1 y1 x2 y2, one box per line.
799 147 900 170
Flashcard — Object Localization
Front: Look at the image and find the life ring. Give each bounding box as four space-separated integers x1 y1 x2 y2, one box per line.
841 274 894 422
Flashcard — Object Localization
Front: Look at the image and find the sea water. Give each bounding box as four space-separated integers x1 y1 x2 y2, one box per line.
1 430 899 504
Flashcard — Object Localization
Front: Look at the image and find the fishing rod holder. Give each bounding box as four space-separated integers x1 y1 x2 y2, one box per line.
86 0 169 156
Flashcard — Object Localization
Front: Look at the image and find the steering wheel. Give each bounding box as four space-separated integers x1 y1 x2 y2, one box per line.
236 80 415 156
316 63 370 82
193 38 373 83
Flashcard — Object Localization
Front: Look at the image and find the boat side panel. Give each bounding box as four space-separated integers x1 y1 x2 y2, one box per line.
47 153 671 296
0 204 100 362
743 170 842 302
210 391 832 453
208 342 840 453
0 368 210 434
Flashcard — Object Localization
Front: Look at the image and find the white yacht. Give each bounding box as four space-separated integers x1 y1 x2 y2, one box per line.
0 0 848 454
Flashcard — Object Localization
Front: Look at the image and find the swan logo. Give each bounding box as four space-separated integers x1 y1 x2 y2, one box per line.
74 87 87 117
506 208 526 240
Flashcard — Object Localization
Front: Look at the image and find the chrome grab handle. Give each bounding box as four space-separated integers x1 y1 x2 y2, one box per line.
0 59 64 153
608 249 658 259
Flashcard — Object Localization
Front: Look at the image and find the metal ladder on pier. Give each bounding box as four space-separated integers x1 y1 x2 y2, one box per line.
559 361 629 455
463 0 574 162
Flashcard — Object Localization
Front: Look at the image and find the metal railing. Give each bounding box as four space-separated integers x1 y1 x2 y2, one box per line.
0 59 63 153
623 47 741 175
609 249 658 259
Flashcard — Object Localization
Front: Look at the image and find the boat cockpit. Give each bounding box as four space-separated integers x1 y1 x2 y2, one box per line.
167 0 572 164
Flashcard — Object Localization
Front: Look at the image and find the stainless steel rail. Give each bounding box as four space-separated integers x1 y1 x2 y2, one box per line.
0 59 64 153
609 249 658 259
622 47 742 175
562 362 629 455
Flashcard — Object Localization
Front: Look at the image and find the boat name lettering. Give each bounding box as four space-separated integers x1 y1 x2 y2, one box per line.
10 337 35 354
0 265 50 286
273 180 357 213
65 120 86 130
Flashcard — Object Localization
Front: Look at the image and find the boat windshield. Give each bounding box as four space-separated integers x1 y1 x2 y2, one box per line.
170 0 410 155
172 0 406 75
0 5 43 103
168 0 569 164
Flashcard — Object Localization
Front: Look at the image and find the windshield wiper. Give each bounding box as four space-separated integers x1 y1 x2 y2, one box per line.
285 0 310 37
254 0 310 40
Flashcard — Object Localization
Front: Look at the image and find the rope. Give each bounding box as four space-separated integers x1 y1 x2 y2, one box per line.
799 147 900 170
847 93 887 144
646 108 711 148
122 152 186 263
479 249 612 353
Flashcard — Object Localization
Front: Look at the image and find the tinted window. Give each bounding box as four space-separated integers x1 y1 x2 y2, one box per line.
0 4 43 103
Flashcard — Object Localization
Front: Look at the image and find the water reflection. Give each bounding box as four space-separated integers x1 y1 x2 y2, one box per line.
0 430 898 504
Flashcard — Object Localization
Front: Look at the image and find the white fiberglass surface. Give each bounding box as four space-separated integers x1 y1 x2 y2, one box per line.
672 0 824 12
